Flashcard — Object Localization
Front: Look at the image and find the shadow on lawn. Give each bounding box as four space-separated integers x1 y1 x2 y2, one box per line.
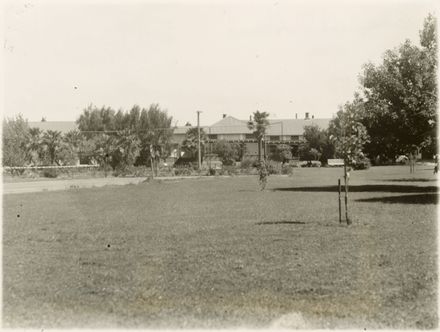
256 221 306 225
356 193 438 205
273 184 438 193
381 178 436 182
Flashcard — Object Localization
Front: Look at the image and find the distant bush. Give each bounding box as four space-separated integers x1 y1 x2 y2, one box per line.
281 164 294 175
353 157 371 170
267 160 282 174
207 168 216 176
112 165 152 177
173 167 193 176
42 169 58 178
222 165 239 176
240 158 255 169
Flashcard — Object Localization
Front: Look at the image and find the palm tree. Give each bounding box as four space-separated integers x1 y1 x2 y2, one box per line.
182 127 207 161
247 111 270 161
42 130 62 165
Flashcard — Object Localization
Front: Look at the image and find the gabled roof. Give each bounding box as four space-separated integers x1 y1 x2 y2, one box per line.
28 121 78 133
173 126 209 135
209 116 251 135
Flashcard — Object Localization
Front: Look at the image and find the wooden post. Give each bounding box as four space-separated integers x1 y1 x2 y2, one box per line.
338 178 342 224
344 163 351 225
150 144 155 178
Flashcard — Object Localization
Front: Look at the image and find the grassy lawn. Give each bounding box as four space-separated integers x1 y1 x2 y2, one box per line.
3 166 437 328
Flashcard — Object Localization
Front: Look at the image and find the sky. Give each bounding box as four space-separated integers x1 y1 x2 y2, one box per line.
3 0 438 126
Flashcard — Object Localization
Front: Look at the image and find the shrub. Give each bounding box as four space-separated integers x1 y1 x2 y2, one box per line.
173 167 193 176
281 164 294 175
267 160 282 174
222 165 238 175
240 158 254 169
353 156 371 170
42 168 58 178
207 168 216 176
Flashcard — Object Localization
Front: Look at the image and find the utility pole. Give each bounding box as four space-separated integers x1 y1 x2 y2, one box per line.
197 111 202 170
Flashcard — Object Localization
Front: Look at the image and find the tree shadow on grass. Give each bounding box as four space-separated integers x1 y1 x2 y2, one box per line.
356 193 438 205
273 184 438 193
256 221 306 225
382 178 436 182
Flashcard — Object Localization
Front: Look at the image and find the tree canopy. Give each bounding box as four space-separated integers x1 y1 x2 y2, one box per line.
358 14 437 160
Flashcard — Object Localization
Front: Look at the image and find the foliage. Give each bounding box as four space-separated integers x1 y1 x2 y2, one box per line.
240 157 254 169
358 15 437 160
248 111 270 161
2 115 31 167
352 155 371 170
76 104 173 169
270 144 292 164
257 159 269 190
301 124 335 164
212 140 241 166
42 169 58 178
299 145 321 162
328 100 370 167
41 130 63 165
181 127 207 162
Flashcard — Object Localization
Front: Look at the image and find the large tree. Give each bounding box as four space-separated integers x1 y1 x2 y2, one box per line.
181 127 207 161
359 14 437 163
300 124 334 164
2 115 31 167
212 140 241 166
247 111 270 161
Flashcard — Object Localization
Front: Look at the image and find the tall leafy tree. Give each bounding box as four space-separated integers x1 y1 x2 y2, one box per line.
301 124 334 164
271 144 293 164
2 115 31 167
212 140 241 166
181 127 207 161
137 104 174 171
358 14 437 164
247 111 270 161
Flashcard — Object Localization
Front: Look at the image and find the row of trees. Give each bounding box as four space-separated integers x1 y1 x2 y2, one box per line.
3 116 79 167
2 104 176 174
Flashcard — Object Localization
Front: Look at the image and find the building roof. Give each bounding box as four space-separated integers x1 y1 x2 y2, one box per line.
27 116 331 136
28 121 78 133
173 126 210 135
209 116 250 134
266 118 331 136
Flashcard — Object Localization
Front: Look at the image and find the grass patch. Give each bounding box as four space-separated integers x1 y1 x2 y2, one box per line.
3 166 437 328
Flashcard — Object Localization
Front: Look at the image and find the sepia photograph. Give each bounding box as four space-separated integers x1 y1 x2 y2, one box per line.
2 0 438 329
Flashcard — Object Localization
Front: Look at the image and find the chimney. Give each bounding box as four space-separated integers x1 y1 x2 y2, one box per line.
223 114 227 119
295 113 297 119
305 112 309 120
249 115 252 121
312 115 314 119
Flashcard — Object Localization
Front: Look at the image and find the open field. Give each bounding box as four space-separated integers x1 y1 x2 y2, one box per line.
3 166 438 328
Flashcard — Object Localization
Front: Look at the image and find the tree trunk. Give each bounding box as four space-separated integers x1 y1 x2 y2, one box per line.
150 157 155 178
258 139 262 162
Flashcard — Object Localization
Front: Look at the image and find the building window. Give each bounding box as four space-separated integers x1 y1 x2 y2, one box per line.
245 134 254 139
208 134 218 140
291 135 299 141
270 135 280 141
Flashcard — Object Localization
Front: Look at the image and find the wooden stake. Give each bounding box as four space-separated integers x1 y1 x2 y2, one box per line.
338 178 342 224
